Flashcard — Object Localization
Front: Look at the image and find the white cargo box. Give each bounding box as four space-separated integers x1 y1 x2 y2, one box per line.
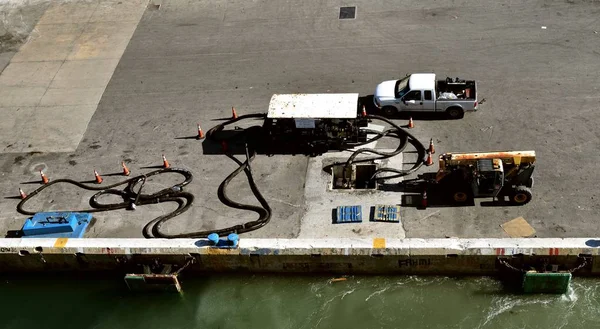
267 93 360 119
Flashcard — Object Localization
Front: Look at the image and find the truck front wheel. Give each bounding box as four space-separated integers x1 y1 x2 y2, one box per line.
446 107 464 119
382 106 398 117
510 186 532 205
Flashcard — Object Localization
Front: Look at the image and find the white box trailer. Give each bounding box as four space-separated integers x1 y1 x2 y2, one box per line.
263 93 367 155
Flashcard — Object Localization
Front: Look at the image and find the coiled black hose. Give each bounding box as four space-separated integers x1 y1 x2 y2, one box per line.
16 168 196 238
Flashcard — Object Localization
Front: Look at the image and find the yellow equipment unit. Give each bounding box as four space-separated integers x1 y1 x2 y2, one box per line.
434 151 536 205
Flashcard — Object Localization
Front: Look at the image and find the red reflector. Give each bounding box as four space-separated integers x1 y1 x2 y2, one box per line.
474 101 478 108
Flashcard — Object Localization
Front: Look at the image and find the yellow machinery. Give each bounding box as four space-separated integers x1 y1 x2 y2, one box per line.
434 151 536 205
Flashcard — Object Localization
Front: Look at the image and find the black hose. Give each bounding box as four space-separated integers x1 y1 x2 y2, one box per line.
202 114 273 237
149 151 272 238
334 114 427 182
16 168 196 238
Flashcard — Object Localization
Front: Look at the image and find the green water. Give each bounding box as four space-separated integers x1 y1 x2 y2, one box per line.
1 275 599 329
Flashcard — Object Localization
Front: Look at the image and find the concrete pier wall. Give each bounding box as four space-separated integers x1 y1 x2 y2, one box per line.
0 238 598 275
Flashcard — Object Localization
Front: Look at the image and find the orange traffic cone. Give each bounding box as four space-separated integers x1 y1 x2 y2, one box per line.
232 107 238 119
40 170 49 184
361 105 367 117
197 123 205 139
94 169 103 184
121 161 130 176
428 138 435 154
421 190 428 209
221 140 228 152
425 151 434 166
162 154 170 168
408 117 414 129
19 188 27 199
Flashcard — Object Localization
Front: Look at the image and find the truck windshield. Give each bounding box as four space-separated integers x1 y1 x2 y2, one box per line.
396 76 410 98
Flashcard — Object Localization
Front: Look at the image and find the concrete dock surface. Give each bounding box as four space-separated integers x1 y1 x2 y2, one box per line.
1 0 599 241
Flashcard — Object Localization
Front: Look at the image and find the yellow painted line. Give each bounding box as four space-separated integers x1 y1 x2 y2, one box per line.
373 238 386 249
53 238 69 248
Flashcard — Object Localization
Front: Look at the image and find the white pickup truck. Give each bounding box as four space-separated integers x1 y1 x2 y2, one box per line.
373 73 478 119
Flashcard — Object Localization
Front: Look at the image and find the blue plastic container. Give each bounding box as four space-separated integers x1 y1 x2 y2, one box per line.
21 212 91 238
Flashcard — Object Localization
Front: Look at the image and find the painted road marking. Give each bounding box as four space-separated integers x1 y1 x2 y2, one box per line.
373 238 386 249
54 238 69 248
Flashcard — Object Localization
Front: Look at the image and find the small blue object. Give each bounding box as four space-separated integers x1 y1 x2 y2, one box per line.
335 205 362 223
207 233 220 245
372 205 401 223
21 212 91 238
227 233 239 247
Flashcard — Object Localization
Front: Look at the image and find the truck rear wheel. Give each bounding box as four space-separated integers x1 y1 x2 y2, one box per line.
510 186 532 205
446 107 464 119
382 106 398 117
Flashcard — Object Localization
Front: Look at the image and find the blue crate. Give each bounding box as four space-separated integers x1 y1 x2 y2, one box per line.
372 205 401 223
21 212 92 238
336 205 362 223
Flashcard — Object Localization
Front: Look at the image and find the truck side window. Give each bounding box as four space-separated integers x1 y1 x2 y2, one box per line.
404 90 422 101
424 90 432 100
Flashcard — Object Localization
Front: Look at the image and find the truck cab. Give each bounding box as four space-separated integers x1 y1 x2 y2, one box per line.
373 73 478 119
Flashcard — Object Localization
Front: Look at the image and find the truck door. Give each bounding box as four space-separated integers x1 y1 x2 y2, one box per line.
423 90 435 111
400 90 424 111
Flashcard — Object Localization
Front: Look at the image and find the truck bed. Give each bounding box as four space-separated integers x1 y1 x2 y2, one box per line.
436 79 477 100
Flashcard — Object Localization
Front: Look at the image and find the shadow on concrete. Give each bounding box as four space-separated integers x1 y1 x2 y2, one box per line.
480 199 517 207
380 176 477 208
368 206 376 222
401 192 476 209
194 240 213 247
174 135 200 140
201 139 249 156
211 117 235 122
20 180 43 185
103 172 129 177
200 133 328 157
79 179 100 184
585 239 600 247
5 230 22 238
140 165 166 169
200 128 257 155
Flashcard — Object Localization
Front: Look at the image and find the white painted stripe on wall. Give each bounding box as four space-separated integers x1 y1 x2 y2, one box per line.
1 238 598 255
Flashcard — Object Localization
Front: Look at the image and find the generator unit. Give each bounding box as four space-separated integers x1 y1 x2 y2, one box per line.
262 93 368 155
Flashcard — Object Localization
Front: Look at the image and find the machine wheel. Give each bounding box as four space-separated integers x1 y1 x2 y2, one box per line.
510 186 532 205
452 191 469 203
450 185 472 204
382 106 398 117
446 107 464 119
